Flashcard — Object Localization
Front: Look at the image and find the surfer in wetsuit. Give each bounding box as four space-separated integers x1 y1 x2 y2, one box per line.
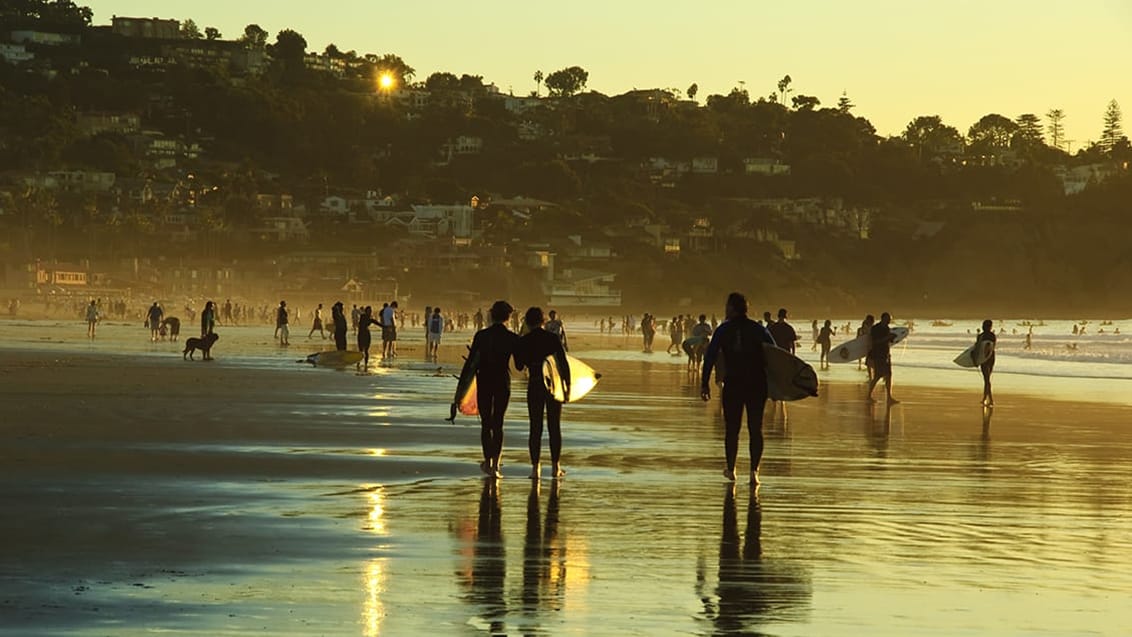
460 301 520 479
701 292 777 485
515 307 571 480
866 312 899 404
817 320 834 369
332 302 348 351
976 319 996 407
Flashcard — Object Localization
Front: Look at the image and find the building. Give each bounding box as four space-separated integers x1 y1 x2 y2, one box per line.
744 158 792 176
546 269 621 308
254 217 309 242
24 171 116 193
77 112 141 138
8 31 80 46
0 43 34 64
304 52 347 77
692 157 719 174
111 17 181 39
368 204 476 240
34 261 88 287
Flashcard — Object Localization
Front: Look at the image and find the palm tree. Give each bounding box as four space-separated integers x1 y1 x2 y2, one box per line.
533 70 544 97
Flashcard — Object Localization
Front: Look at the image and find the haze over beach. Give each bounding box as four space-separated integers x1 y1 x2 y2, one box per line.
2 1 1132 635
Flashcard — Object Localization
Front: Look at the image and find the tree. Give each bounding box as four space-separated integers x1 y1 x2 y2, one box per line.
776 75 792 106
325 43 341 57
371 54 415 85
180 19 202 39
533 70 544 97
1046 108 1066 151
272 29 308 71
1101 99 1124 154
687 83 698 101
967 113 1018 155
241 24 268 48
1014 113 1044 150
791 94 820 111
544 66 589 97
837 91 854 114
902 115 963 161
425 72 460 91
204 26 221 40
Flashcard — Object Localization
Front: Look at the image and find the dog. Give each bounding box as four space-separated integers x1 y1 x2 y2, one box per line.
183 332 219 360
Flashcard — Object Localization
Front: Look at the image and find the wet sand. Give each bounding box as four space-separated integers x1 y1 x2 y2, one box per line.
2 333 1132 635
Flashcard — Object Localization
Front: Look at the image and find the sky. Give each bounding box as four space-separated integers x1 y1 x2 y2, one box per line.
84 0 1130 147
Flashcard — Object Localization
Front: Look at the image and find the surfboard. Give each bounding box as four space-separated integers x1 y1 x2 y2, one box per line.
542 354 601 404
954 338 995 368
447 349 480 421
682 334 709 356
829 326 910 363
764 344 820 401
305 350 364 367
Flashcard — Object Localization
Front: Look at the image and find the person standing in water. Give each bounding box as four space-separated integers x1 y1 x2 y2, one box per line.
767 308 798 354
817 319 834 369
866 312 899 404
275 300 290 346
701 292 777 484
200 301 217 338
459 301 520 479
976 319 997 407
308 303 326 339
357 306 377 369
146 302 164 342
515 307 571 480
427 306 444 361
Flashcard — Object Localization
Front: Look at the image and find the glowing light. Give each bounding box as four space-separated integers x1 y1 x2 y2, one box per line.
379 73 395 90
362 558 387 637
366 487 387 535
369 448 387 457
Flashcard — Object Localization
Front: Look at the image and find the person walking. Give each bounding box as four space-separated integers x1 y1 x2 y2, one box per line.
701 293 777 485
866 312 899 404
544 310 569 352
357 306 377 369
427 306 445 361
308 303 326 339
767 308 797 354
275 300 290 346
817 320 834 369
976 319 997 407
458 301 520 479
146 302 164 342
200 301 216 338
515 307 571 480
85 300 100 339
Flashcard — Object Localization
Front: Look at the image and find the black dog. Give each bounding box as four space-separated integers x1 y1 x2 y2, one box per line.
183 332 219 360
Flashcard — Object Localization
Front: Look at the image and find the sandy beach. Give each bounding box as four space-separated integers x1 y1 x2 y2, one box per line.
2 320 1131 635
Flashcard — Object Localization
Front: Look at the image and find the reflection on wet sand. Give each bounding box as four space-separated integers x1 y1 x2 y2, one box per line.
520 480 566 632
700 485 812 634
467 479 506 634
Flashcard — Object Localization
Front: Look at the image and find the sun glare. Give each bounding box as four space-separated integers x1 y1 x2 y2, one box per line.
379 73 395 90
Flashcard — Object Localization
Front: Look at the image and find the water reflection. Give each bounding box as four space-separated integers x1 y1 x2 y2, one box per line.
362 558 387 637
700 485 812 634
519 480 566 631
465 479 507 634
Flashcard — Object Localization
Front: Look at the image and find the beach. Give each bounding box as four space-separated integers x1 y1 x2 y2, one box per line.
2 319 1131 635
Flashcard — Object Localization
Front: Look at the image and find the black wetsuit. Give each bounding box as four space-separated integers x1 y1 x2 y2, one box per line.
333 308 348 351
701 317 776 472
515 328 570 466
357 314 376 354
869 322 893 377
462 323 519 464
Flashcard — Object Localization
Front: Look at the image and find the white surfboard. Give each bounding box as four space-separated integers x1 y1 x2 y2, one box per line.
954 339 995 368
543 354 601 403
829 326 909 363
764 344 819 401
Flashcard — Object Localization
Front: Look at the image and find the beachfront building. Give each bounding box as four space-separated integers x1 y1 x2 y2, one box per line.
546 269 621 308
111 17 180 39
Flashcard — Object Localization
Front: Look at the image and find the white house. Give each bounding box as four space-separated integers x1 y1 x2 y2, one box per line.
744 158 791 176
0 43 34 64
320 196 351 216
546 269 621 308
9 31 80 46
692 157 719 174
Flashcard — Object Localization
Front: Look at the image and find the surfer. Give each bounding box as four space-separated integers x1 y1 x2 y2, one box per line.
817 320 834 369
275 300 290 346
146 302 164 342
515 307 571 480
858 315 875 374
866 312 899 404
767 308 798 355
701 293 777 484
356 306 377 368
381 302 398 359
685 314 713 371
308 303 326 339
460 301 520 479
976 320 996 406
332 302 348 351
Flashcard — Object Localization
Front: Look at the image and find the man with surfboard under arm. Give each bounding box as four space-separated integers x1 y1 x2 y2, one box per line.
700 292 777 485
515 307 571 481
459 301 520 479
866 312 900 404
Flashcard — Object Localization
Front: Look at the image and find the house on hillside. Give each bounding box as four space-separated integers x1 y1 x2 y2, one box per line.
77 112 141 138
1056 163 1119 195
743 157 791 176
9 31 80 46
546 269 621 308
0 43 34 64
111 17 180 39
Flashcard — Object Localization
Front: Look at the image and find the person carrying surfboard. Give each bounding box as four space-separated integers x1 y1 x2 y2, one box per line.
976 320 997 407
515 307 571 480
866 312 899 404
701 292 777 485
458 300 520 479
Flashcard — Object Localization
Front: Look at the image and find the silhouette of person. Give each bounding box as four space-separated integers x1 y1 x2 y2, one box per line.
458 301 520 478
866 312 899 404
515 307 571 480
976 319 997 407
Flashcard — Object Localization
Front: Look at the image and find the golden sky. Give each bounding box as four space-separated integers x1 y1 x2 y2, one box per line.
85 0 1130 146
